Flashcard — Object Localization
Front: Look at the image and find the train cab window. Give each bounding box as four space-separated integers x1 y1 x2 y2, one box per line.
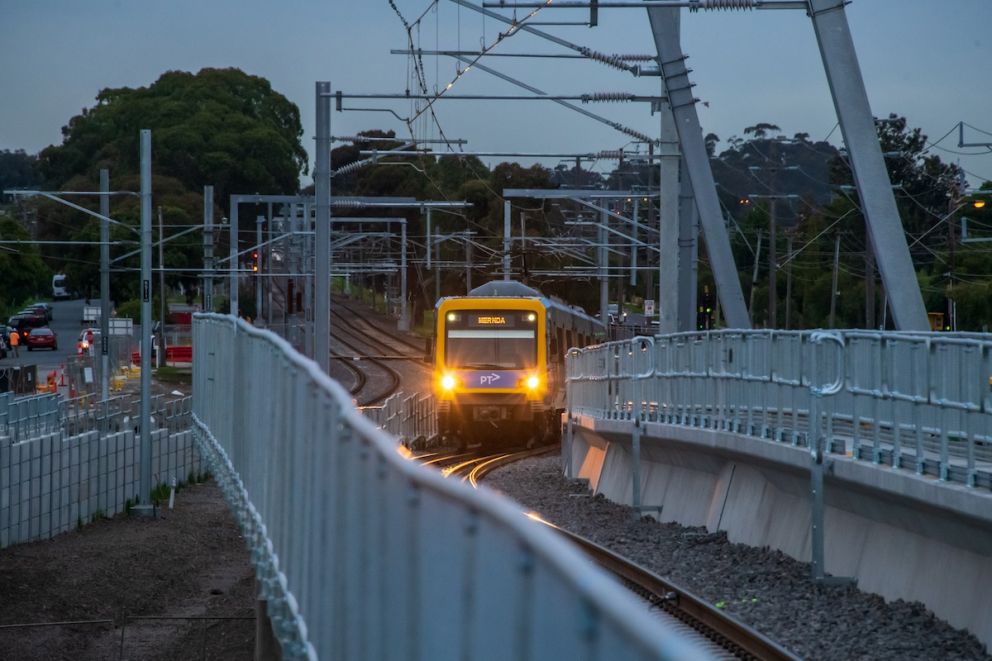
444 309 538 369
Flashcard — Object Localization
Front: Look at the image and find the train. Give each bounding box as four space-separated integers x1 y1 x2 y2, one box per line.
431 280 604 449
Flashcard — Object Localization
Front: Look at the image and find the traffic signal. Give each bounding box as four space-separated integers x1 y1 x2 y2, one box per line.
251 250 259 273
697 285 715 331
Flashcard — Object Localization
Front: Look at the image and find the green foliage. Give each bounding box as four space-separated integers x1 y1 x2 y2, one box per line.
149 482 171 504
40 68 306 201
115 297 163 323
0 215 51 315
0 150 42 201
155 365 192 385
32 68 306 299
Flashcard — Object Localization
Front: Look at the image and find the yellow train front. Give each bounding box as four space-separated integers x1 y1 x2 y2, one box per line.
432 281 602 449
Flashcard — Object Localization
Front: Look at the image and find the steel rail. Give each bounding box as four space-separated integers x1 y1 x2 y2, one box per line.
541 522 802 661
328 309 403 405
422 435 799 659
332 297 426 355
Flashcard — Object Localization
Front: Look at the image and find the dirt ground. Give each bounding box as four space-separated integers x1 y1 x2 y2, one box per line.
0 302 416 661
0 482 256 661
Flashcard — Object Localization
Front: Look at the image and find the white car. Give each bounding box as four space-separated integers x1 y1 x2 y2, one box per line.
77 327 100 355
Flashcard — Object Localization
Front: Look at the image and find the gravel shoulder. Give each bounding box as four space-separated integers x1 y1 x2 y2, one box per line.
0 482 255 661
485 454 991 661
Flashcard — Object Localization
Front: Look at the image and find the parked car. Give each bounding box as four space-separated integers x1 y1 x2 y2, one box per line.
27 303 53 321
26 327 58 351
16 309 47 327
8 315 43 340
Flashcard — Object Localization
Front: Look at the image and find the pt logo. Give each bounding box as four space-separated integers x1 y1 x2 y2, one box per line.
479 373 501 386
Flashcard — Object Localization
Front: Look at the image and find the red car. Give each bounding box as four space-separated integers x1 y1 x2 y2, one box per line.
26 327 58 351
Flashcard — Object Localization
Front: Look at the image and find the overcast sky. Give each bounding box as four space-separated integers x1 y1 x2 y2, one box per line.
2 0 989 186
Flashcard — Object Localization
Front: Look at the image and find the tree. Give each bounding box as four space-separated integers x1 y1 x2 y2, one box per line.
0 150 42 202
0 215 50 314
27 68 307 302
743 123 781 140
39 68 306 203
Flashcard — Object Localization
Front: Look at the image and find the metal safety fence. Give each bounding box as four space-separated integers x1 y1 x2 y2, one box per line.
192 313 708 661
0 392 61 442
359 391 436 447
567 330 992 490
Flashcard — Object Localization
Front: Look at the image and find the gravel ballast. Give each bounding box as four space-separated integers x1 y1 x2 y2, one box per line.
485 455 990 661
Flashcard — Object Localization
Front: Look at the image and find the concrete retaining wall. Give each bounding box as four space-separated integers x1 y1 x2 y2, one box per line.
566 414 992 649
0 427 200 548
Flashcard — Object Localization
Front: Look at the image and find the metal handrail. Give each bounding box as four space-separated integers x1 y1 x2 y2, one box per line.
192 313 710 660
566 329 992 489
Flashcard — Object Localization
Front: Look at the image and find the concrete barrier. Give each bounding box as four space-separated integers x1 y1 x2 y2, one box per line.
566 414 992 649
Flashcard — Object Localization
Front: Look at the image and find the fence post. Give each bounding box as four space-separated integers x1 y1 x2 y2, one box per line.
807 332 853 586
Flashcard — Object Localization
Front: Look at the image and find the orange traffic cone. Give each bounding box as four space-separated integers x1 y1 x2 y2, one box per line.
59 364 66 386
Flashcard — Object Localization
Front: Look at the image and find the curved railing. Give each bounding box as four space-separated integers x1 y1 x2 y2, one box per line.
567 329 992 489
192 314 709 660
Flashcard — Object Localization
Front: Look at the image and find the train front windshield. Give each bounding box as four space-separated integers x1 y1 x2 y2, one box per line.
444 310 537 369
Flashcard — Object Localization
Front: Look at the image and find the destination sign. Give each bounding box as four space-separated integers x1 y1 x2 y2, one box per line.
476 315 507 325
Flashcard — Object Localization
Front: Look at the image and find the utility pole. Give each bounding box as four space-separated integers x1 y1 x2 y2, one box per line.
503 200 511 280
256 215 264 324
630 198 639 287
947 185 961 331
432 209 441 303
314 81 331 374
767 196 777 328
600 209 609 327
99 169 110 401
865 233 876 329
158 206 167 362
465 237 473 293
266 203 274 327
203 186 214 314
644 143 655 307
748 229 763 326
137 129 153 513
784 232 794 330
829 233 841 328
399 221 409 331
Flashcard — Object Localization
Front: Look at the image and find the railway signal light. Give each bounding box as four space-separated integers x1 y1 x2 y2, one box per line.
251 250 259 273
698 285 715 331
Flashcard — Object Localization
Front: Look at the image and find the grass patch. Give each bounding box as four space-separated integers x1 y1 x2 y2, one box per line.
154 365 192 385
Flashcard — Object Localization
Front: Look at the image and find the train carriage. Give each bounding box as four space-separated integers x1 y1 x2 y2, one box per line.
432 280 604 449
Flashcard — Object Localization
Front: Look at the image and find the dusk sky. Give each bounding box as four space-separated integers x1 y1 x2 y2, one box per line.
2 0 990 186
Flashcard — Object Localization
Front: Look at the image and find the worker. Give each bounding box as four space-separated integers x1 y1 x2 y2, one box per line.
8 329 19 358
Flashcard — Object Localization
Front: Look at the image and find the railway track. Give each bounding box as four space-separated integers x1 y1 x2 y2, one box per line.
333 297 426 355
328 313 402 406
434 447 556 487
269 279 370 398
537 520 801 661
420 446 797 660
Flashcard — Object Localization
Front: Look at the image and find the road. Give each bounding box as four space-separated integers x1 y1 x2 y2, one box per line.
2 299 90 375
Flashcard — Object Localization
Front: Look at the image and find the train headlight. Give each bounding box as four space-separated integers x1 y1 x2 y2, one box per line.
527 313 536 322
441 374 457 391
526 375 540 390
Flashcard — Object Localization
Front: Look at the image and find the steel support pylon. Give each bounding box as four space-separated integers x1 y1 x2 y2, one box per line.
646 5 751 329
807 0 928 331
